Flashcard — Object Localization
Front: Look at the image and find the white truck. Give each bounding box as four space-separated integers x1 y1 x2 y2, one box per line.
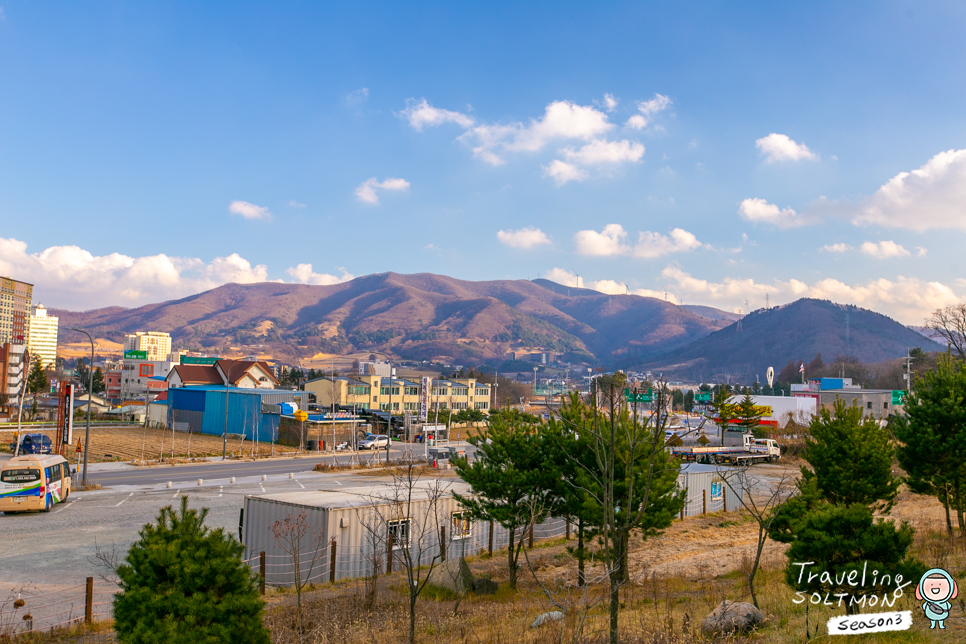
669 433 781 465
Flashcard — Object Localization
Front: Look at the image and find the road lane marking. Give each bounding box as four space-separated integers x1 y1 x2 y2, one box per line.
335 480 342 485
52 501 75 514
172 490 180 498
259 484 266 493
218 486 223 497
295 480 305 489
115 493 134 507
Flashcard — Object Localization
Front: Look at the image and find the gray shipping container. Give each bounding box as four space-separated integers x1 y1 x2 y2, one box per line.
677 463 745 517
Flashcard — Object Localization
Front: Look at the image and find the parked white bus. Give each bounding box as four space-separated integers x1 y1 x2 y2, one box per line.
0 454 71 514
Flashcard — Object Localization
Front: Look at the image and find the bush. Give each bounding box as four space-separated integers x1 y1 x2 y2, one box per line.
113 496 269 644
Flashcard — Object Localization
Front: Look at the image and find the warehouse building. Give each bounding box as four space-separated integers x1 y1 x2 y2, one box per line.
167 386 309 442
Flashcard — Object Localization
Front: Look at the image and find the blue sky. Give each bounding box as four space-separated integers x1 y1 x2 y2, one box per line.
1 1 965 323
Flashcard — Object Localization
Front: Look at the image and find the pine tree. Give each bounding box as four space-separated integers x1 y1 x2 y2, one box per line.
805 399 899 510
91 368 105 395
27 359 47 394
771 398 920 616
451 409 548 589
733 393 766 437
114 496 269 644
893 355 966 536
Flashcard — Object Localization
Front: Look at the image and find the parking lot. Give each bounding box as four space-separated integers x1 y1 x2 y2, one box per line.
0 466 406 596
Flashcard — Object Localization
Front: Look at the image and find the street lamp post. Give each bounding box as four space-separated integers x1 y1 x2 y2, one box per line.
369 352 393 464
221 358 240 460
65 327 94 485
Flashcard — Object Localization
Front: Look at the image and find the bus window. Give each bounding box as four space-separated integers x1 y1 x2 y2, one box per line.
1 469 40 483
62 463 70 479
49 466 61 483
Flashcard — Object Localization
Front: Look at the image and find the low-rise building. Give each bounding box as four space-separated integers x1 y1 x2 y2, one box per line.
305 375 490 414
166 359 278 390
120 359 173 400
818 389 897 420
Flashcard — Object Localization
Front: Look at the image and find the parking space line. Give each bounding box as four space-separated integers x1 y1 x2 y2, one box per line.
115 493 134 507
218 486 223 497
172 490 180 498
52 501 75 514
259 484 265 493
295 480 305 489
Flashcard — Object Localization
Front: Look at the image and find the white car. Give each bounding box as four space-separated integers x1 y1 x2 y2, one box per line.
359 435 390 450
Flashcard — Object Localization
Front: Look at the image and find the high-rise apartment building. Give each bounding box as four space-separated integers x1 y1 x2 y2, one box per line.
27 304 59 368
0 277 33 346
124 331 172 362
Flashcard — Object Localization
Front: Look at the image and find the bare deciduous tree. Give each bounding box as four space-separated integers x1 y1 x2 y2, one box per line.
356 464 450 644
716 465 796 608
928 303 966 360
271 510 326 639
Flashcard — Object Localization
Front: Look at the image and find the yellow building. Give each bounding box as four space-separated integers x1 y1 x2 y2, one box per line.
27 304 59 368
123 331 171 362
305 375 490 414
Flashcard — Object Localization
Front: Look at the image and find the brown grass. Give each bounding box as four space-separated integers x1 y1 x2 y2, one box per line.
0 426 298 464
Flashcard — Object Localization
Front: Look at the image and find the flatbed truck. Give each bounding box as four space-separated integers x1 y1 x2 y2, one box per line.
669 433 781 465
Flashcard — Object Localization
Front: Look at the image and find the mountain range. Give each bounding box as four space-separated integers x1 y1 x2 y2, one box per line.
52 272 939 378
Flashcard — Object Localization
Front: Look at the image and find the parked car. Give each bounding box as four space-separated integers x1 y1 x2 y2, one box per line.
358 434 390 450
9 433 53 455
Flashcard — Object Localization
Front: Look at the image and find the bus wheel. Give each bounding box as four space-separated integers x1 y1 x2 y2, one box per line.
43 496 51 512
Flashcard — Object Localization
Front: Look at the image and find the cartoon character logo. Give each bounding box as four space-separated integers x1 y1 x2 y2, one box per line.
916 568 958 629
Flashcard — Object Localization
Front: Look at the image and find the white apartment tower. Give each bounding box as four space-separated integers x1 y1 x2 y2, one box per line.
124 331 172 362
27 304 59 369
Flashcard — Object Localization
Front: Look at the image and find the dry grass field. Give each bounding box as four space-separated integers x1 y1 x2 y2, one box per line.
0 426 299 463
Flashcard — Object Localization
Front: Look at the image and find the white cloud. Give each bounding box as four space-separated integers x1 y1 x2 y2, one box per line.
406 97 649 183
543 160 588 185
0 238 273 309
229 200 272 220
625 114 647 130
574 225 703 258
659 265 959 324
354 177 410 205
345 87 369 107
399 98 474 131
562 139 645 165
624 94 671 130
917 247 928 257
860 240 911 259
574 224 629 256
852 149 966 231
496 227 551 249
820 243 852 253
286 264 354 286
755 133 818 163
459 100 614 164
633 228 703 258
738 198 804 227
638 94 671 117
589 278 675 301
288 200 306 208
544 268 583 288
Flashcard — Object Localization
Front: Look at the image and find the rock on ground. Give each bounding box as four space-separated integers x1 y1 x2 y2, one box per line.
473 578 498 595
426 557 475 594
701 600 765 634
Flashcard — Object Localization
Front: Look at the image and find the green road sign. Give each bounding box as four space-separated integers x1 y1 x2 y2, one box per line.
124 350 147 360
694 392 712 403
892 390 907 406
624 388 653 403
181 356 219 365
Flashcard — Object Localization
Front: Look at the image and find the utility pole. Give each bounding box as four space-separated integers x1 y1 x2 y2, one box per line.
903 350 914 392
65 327 94 485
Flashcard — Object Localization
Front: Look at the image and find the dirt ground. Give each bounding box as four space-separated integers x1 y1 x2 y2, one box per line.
0 425 298 463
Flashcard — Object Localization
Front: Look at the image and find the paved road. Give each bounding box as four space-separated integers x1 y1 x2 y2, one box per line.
85 443 473 486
